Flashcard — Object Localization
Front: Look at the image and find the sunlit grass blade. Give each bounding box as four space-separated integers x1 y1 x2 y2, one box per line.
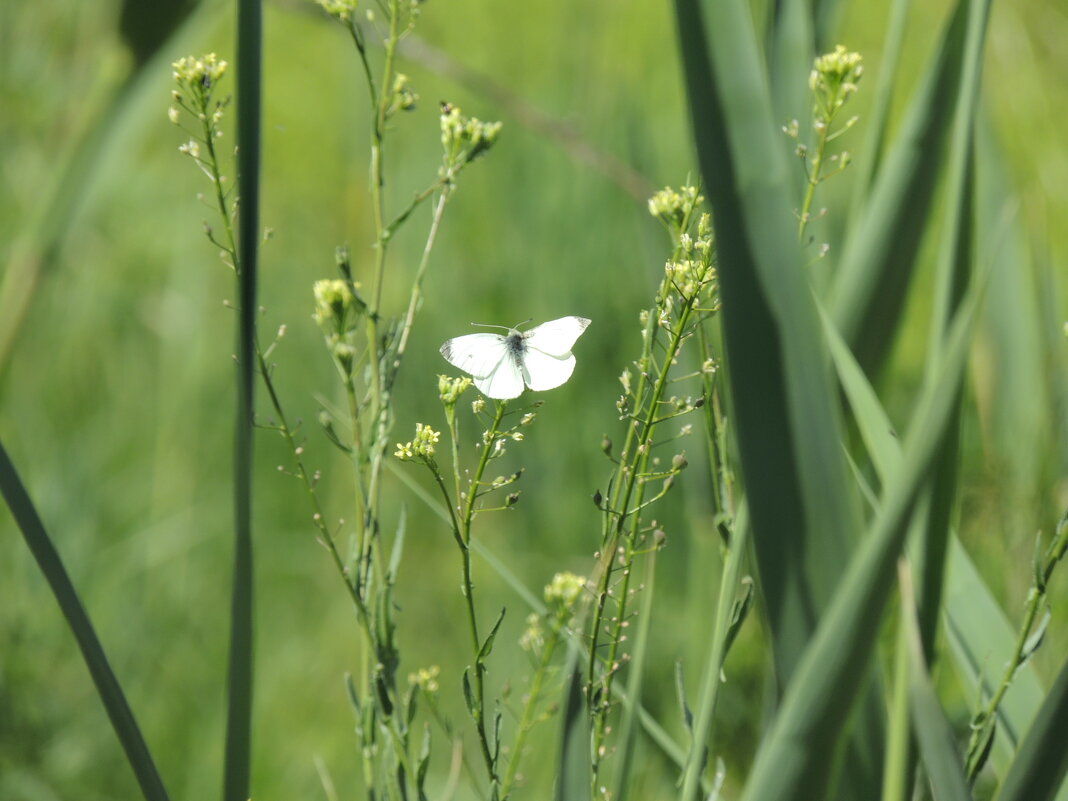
223 0 263 798
995 655 1068 801
0 440 171 801
736 276 983 801
829 0 971 374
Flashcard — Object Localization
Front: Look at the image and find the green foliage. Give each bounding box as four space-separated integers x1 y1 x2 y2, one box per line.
3 0 1067 800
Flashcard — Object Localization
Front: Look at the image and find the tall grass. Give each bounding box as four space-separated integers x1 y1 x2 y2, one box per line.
2 0 1067 799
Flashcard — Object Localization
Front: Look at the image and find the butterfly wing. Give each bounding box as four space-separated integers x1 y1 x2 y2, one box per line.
440 332 525 399
520 316 589 391
522 316 591 356
520 348 576 391
440 333 509 378
475 355 526 399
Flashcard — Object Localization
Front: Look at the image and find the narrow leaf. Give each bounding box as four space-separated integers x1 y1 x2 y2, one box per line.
736 277 983 801
0 441 171 801
223 0 263 797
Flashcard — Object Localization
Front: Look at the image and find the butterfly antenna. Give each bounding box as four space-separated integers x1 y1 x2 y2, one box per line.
512 318 534 330
470 322 513 331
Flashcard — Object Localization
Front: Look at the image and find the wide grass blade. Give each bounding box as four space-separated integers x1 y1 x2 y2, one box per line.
0 441 171 801
995 655 1068 801
674 0 861 690
735 274 983 801
821 296 1056 789
674 0 878 795
223 0 263 798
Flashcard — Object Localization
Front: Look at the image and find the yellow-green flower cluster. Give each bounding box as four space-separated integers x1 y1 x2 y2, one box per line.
440 103 503 174
545 571 587 610
648 185 703 231
438 374 472 406
316 0 358 22
313 279 357 331
394 423 440 461
172 53 228 88
408 665 440 694
809 45 863 118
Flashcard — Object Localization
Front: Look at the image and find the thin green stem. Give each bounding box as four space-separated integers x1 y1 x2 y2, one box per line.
965 510 1068 781
797 122 828 242
457 400 509 788
590 299 697 791
501 620 563 798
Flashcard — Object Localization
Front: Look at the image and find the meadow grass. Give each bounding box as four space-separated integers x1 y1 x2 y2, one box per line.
2 0 1067 799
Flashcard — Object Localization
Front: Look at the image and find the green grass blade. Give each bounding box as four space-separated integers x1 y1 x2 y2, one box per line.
848 0 910 208
995 655 1068 801
821 296 1053 788
899 564 973 801
223 0 263 798
737 277 982 801
673 1 877 794
829 0 970 374
766 0 814 176
555 653 591 801
0 440 171 801
674 0 860 685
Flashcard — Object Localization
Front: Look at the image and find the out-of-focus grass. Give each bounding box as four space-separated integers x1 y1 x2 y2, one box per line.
0 0 1064 798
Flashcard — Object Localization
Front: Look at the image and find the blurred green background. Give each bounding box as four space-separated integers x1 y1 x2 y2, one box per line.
1 0 1066 798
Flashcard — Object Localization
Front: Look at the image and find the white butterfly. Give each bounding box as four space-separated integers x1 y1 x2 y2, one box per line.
440 316 592 400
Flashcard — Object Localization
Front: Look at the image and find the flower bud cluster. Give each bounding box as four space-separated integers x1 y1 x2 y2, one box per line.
394 423 441 462
172 53 228 88
809 45 863 118
170 54 230 149
438 374 472 406
316 0 358 22
440 103 503 175
648 185 703 231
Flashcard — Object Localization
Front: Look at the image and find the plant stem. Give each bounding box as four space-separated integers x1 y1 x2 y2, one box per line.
500 619 563 798
965 510 1068 781
797 122 828 242
456 400 509 788
590 301 696 791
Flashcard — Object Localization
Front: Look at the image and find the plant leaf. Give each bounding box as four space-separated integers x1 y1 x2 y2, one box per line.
0 441 171 801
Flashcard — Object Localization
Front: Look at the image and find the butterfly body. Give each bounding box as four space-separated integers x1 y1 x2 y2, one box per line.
440 316 591 400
